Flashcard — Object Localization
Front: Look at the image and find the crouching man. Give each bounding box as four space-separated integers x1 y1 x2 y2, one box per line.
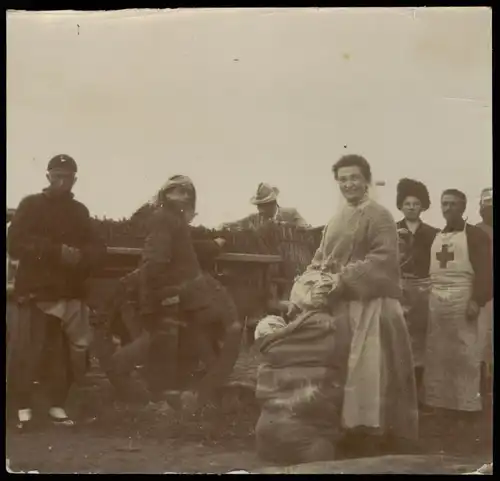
7 154 106 428
115 175 242 408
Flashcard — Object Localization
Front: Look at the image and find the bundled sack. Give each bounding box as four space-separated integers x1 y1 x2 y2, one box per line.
289 269 339 312
254 315 287 340
254 307 351 465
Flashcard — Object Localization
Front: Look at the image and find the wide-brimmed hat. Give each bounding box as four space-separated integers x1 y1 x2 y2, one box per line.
250 182 279 205
480 187 492 207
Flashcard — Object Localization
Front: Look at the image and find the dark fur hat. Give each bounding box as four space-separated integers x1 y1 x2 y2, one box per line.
396 178 431 211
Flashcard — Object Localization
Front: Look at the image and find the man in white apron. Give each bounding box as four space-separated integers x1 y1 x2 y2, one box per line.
423 189 492 417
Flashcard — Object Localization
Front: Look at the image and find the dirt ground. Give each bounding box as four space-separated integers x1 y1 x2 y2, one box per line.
5 368 493 474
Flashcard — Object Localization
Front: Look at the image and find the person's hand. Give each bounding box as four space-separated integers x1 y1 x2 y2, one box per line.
61 244 82 266
214 237 226 248
466 300 480 321
287 302 300 320
397 228 410 236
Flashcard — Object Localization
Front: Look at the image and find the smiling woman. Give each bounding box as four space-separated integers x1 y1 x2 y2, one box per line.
290 154 419 456
332 155 372 205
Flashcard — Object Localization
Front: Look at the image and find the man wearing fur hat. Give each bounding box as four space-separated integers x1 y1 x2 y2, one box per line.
423 189 492 420
396 178 438 394
221 183 309 230
476 187 493 395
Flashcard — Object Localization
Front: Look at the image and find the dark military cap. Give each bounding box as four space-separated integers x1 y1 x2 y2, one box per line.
47 154 78 173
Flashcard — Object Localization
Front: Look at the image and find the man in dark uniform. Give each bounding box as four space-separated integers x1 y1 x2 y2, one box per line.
7 154 106 428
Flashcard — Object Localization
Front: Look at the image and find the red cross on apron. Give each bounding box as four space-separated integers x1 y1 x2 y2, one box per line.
435 244 454 268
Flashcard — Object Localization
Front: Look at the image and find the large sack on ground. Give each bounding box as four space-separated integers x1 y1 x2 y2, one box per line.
254 307 351 465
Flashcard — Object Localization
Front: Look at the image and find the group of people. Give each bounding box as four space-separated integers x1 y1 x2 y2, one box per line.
7 155 241 428
395 179 493 418
6 152 493 464
251 156 492 462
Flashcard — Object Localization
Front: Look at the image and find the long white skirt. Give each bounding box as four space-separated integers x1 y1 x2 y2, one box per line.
341 298 418 440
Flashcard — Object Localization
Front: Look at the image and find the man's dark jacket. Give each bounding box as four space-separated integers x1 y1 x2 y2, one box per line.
138 202 217 317
7 189 106 302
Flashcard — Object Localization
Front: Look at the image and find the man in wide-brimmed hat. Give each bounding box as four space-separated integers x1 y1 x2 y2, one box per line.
221 182 309 230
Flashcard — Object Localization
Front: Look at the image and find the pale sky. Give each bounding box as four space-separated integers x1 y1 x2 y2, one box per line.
7 7 492 228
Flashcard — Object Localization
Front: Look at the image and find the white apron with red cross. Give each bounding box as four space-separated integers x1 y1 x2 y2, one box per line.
423 227 482 411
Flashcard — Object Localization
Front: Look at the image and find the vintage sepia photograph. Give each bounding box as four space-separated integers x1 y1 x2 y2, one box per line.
6 7 492 474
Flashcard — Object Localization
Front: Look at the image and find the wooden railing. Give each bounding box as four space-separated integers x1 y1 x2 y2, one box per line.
6 208 320 316
99 247 284 308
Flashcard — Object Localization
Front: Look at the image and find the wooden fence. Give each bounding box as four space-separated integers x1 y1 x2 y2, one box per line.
90 220 322 322
7 209 324 322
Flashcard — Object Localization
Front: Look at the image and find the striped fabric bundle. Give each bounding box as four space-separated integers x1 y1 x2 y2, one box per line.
254 308 351 464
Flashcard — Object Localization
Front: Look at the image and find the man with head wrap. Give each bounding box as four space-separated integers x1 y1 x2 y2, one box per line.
476 188 493 395
423 189 492 422
115 175 242 409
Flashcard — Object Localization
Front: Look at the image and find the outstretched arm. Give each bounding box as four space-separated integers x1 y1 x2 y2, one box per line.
193 239 224 267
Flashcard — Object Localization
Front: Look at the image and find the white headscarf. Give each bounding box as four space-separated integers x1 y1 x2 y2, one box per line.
149 175 196 210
